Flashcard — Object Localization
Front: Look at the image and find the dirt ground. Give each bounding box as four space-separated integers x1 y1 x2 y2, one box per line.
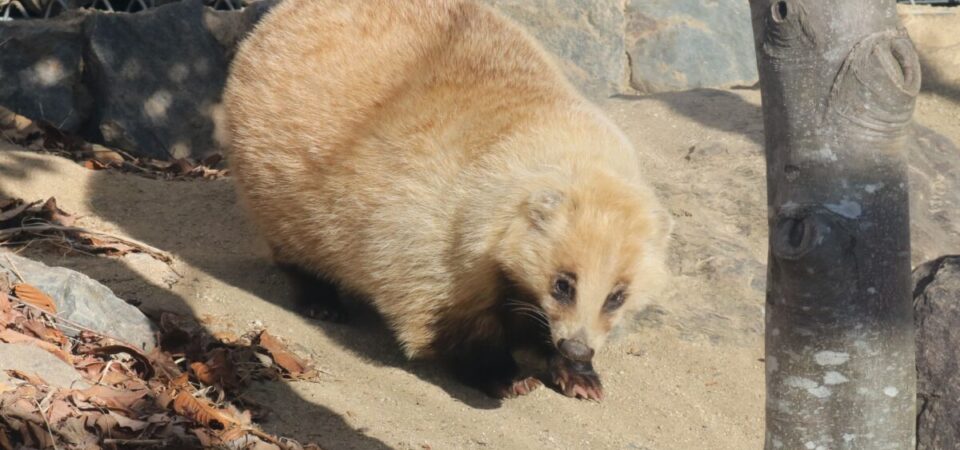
1 88 958 449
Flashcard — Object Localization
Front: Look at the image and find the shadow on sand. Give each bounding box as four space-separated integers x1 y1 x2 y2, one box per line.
0 150 403 449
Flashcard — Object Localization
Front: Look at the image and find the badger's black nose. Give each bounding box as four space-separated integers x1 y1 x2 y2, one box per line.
558 339 594 362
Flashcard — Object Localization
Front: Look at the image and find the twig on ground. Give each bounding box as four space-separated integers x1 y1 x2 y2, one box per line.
2 254 25 282
102 439 169 446
0 224 181 276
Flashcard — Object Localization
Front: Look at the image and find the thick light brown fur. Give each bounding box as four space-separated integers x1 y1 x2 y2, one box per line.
225 0 670 399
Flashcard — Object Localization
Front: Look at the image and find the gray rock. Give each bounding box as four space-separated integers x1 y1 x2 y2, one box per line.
203 0 278 60
914 255 960 450
484 0 627 99
0 343 90 389
0 0 767 155
0 12 92 132
624 0 757 93
0 252 156 351
83 0 232 159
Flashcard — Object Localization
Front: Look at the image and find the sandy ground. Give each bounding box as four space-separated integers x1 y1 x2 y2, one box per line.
2 88 959 449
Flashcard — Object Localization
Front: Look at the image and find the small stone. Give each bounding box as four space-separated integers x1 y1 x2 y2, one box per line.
0 251 157 350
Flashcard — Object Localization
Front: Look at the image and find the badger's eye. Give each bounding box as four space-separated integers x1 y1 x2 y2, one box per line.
603 290 626 312
551 273 576 304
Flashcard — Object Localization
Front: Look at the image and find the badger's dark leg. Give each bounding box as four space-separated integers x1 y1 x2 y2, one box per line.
276 263 348 323
446 339 542 399
439 312 542 399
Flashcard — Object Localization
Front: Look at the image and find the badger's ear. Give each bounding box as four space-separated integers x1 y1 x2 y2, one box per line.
527 189 565 230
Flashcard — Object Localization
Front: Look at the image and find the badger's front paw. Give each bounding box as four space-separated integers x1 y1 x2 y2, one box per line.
485 376 544 399
300 302 350 323
549 357 603 401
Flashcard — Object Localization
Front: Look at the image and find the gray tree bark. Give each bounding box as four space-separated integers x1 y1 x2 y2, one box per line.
748 1 921 449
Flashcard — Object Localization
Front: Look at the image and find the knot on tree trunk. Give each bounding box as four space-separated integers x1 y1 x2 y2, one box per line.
760 0 823 56
828 30 921 138
770 204 859 310
772 203 858 262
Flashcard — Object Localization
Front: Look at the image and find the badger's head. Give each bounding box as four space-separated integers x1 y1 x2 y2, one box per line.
497 171 671 364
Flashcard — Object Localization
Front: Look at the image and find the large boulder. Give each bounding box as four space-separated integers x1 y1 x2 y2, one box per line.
484 0 628 99
914 255 960 450
0 0 275 159
624 0 757 93
83 0 233 159
0 0 764 155
202 0 277 60
0 12 91 133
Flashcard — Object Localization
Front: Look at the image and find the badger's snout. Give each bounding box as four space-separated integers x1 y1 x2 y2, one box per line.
558 338 594 362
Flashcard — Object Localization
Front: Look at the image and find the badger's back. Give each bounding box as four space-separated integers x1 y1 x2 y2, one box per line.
225 0 582 307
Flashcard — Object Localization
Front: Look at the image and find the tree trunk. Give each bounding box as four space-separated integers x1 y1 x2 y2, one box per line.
748 1 921 449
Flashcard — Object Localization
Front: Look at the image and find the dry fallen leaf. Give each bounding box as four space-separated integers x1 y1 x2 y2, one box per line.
0 329 73 364
108 411 149 432
201 153 223 167
171 158 196 174
189 348 235 388
0 106 41 142
88 144 125 165
5 370 49 387
76 385 149 413
92 412 119 435
173 391 240 430
86 345 155 380
20 319 68 346
82 159 107 170
12 284 57 315
58 416 98 448
0 291 12 314
257 331 311 378
39 197 75 227
26 421 54 449
44 396 76 425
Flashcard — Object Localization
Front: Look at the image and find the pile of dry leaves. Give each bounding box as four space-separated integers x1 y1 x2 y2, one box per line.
0 106 228 180
0 196 174 268
0 98 319 450
0 274 321 449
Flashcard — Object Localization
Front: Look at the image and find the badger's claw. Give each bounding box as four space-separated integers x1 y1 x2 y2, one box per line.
550 358 604 401
509 376 544 397
486 376 543 399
